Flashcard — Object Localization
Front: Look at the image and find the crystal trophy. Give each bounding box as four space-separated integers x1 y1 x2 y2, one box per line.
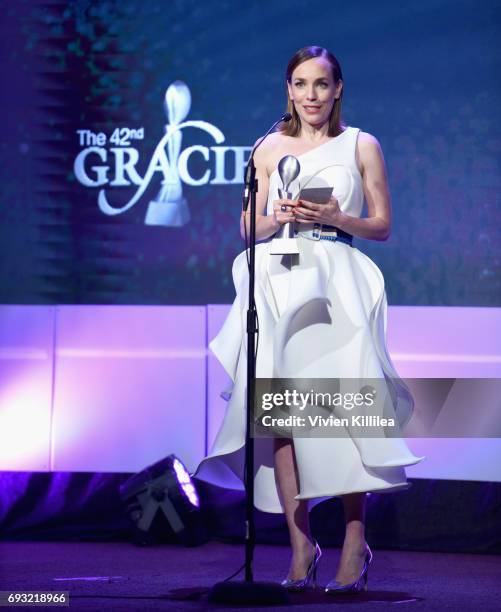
270 155 300 255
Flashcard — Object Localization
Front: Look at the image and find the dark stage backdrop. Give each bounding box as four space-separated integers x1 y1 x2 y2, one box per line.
1 0 500 305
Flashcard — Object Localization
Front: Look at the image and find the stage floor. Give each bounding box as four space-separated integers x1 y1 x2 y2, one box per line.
0 541 499 610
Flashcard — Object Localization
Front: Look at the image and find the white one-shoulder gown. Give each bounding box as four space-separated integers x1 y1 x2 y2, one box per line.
193 127 424 513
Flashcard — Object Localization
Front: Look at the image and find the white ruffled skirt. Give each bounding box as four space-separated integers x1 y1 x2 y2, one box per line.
194 236 423 513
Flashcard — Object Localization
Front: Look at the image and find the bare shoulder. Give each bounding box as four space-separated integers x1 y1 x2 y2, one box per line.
356 131 385 173
253 131 290 175
253 131 289 153
357 131 382 152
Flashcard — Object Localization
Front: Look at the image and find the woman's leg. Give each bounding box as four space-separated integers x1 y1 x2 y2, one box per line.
333 492 370 583
274 438 316 579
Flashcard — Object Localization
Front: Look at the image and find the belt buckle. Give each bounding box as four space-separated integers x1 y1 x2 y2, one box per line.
320 228 338 241
312 223 322 240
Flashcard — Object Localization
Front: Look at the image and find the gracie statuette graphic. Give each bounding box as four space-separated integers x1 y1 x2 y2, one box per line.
145 81 192 227
73 80 252 227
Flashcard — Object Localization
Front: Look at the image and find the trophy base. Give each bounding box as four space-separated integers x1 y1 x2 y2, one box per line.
145 199 190 227
269 238 300 255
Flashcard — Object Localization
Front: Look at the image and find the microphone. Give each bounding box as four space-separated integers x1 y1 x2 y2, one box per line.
242 113 292 212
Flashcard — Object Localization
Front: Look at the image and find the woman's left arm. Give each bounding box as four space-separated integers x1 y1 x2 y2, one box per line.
294 132 392 241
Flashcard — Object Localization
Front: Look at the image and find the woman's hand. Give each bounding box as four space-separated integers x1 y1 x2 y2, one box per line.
293 196 343 226
272 198 297 228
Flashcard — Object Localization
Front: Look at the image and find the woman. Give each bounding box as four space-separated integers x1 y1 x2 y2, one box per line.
194 46 423 593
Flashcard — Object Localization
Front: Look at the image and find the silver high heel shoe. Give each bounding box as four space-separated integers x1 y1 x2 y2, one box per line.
281 541 322 591
325 544 373 594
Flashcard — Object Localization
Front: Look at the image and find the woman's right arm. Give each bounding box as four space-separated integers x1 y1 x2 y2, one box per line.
240 138 295 241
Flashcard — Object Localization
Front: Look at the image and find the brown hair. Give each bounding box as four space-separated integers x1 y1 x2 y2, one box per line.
279 46 344 137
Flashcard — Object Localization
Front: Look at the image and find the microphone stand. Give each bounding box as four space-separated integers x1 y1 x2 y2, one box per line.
208 116 291 605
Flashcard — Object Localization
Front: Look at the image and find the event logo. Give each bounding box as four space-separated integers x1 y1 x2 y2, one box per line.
73 81 251 226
